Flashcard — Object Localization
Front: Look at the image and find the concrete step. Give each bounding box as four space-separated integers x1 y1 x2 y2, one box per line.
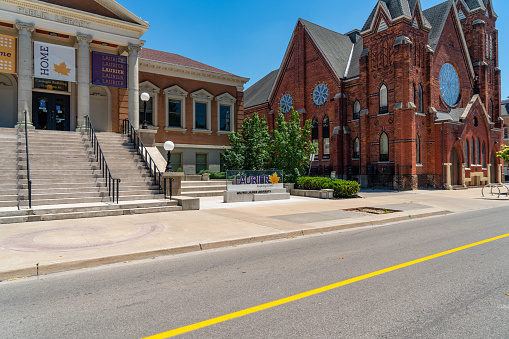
180 190 225 197
181 185 227 193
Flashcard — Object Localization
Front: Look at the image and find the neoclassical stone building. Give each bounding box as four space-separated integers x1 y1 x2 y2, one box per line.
245 0 503 189
0 0 248 174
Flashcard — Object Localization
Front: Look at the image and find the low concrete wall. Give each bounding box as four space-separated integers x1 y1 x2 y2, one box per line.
290 188 334 199
173 196 200 210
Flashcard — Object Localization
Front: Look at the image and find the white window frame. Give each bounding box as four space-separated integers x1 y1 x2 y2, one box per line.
216 92 237 134
191 89 213 134
139 81 160 127
164 85 188 132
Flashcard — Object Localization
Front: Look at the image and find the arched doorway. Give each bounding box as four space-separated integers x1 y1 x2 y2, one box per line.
491 151 498 183
450 147 461 185
0 73 17 128
89 85 111 132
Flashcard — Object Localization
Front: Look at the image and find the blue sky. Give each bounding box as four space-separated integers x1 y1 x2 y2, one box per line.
116 0 508 98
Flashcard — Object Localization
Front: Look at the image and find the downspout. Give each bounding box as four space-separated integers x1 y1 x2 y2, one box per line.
442 121 445 189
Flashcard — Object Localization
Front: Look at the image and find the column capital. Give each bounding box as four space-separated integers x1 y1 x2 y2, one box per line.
128 43 142 54
76 33 93 45
15 21 35 33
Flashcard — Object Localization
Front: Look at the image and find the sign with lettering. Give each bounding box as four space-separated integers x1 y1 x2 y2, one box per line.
226 170 284 192
34 42 75 82
92 51 127 88
0 34 15 74
34 78 69 92
18 6 90 28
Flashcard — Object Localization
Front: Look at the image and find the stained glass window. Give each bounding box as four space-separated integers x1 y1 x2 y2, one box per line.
313 84 328 106
439 63 460 106
280 94 292 113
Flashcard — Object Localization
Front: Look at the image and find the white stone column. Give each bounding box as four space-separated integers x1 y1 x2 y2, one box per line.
128 43 141 129
76 33 92 131
444 163 452 189
15 21 35 128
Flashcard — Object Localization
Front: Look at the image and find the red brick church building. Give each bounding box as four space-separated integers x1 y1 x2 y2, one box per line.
244 0 503 189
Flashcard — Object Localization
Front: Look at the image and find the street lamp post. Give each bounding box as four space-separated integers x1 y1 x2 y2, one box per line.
164 140 175 172
140 92 150 129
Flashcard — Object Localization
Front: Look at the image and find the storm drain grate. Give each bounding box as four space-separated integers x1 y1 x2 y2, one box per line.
343 207 401 214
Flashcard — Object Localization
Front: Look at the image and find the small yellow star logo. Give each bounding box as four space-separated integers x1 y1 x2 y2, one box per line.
269 172 280 184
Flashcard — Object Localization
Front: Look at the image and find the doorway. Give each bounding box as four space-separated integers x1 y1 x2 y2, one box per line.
32 93 70 131
491 151 498 183
450 147 461 185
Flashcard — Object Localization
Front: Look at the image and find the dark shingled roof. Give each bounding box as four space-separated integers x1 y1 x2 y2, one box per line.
300 19 359 80
139 48 235 76
423 0 453 50
362 0 431 33
501 100 509 117
463 0 485 11
435 108 466 122
244 69 279 109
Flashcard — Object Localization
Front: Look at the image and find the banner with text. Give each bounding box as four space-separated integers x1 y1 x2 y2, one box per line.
92 51 127 88
0 34 15 74
34 41 75 82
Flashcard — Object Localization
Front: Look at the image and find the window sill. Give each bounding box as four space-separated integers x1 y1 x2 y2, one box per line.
415 112 426 116
217 130 233 135
192 129 213 135
321 158 330 161
377 112 392 116
416 163 423 167
165 127 187 133
378 161 390 163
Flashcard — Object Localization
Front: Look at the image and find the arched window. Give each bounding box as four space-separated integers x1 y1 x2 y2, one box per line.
477 138 481 165
380 132 389 161
482 141 486 168
413 84 416 107
490 99 494 121
465 140 470 167
379 84 388 114
311 118 319 158
322 115 330 160
416 134 421 164
353 137 360 159
418 84 424 113
353 100 360 119
471 137 475 166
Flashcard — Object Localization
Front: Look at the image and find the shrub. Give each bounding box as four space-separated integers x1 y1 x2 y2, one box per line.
296 176 360 198
199 170 226 179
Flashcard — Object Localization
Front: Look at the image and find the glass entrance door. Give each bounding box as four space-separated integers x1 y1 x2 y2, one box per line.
32 93 70 131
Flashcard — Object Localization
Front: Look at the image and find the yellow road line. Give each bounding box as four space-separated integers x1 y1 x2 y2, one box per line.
143 232 509 339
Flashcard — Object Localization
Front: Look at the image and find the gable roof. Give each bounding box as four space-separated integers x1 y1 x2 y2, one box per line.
501 100 509 117
139 48 236 76
38 0 149 27
423 0 453 50
300 18 362 80
244 69 279 109
362 0 431 33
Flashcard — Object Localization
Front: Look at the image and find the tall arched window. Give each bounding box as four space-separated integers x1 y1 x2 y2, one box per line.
465 140 470 167
477 138 481 165
353 100 360 119
471 137 475 166
413 84 416 107
416 134 421 164
379 84 388 114
322 115 330 160
417 84 424 113
311 118 319 158
353 137 360 159
380 132 389 161
482 141 486 168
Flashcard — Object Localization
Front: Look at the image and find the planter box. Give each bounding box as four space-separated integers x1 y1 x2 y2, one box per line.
290 188 334 199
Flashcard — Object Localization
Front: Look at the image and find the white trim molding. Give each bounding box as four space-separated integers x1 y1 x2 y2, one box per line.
191 88 213 133
164 84 188 131
139 80 160 127
216 92 236 133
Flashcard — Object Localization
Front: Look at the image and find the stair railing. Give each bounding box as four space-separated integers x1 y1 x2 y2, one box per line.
23 110 32 209
122 118 172 199
84 116 121 203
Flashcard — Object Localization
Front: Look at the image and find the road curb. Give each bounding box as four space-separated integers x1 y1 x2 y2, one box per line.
0 210 451 281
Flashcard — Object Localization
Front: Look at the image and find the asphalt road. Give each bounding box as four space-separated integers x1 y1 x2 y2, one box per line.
1 206 509 338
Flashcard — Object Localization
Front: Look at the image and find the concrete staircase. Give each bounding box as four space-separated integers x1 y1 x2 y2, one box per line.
0 128 181 223
180 180 227 197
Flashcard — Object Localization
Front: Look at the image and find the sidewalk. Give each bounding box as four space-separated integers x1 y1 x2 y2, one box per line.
0 187 506 281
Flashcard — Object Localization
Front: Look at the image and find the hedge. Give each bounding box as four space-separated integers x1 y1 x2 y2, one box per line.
199 170 226 179
296 176 360 198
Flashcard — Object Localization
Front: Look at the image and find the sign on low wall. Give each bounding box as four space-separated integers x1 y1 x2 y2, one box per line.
92 51 127 88
226 170 284 192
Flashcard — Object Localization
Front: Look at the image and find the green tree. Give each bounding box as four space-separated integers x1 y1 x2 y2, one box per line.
497 145 509 164
221 112 271 170
271 108 317 182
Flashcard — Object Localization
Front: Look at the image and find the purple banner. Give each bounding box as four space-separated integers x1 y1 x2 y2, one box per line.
92 51 127 88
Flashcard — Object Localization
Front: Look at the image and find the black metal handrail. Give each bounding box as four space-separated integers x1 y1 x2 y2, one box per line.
84 116 121 203
23 110 32 209
122 119 172 199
